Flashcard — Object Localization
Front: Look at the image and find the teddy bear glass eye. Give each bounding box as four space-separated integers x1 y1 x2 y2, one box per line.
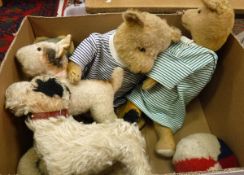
198 9 201 14
138 47 146 52
37 47 42 51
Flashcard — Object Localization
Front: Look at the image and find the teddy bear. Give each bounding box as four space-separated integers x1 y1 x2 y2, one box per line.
118 0 234 158
67 9 181 107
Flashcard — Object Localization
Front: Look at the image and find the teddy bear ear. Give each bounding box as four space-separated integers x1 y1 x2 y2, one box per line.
170 27 182 43
202 0 231 14
122 10 144 27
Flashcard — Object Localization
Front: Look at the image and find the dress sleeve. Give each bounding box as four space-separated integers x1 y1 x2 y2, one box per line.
148 48 218 90
69 33 100 69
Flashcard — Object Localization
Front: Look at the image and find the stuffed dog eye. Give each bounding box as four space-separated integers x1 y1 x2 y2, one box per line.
37 47 42 51
138 47 146 52
198 9 201 14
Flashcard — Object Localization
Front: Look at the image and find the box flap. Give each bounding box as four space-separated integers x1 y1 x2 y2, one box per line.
85 0 244 14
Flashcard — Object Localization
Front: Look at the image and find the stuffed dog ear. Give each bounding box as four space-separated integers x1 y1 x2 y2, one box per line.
56 34 72 58
123 10 144 27
202 0 231 14
170 27 182 43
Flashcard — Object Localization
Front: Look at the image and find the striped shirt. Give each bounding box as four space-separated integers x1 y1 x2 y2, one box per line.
128 36 218 133
69 30 145 107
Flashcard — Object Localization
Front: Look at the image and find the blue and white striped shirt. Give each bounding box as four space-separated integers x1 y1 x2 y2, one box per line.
69 30 145 107
128 36 218 133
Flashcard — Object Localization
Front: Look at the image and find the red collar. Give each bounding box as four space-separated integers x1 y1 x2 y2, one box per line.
31 109 69 120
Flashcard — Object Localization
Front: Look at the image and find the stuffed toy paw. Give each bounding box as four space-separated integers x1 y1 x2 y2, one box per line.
172 133 239 173
67 61 83 84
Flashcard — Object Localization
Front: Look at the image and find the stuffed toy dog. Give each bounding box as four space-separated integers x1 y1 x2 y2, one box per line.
67 9 181 107
5 75 151 175
119 0 234 158
16 35 125 122
16 35 73 78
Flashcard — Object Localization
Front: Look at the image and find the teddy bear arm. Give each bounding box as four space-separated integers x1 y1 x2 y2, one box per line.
67 61 83 84
116 101 145 129
142 77 157 90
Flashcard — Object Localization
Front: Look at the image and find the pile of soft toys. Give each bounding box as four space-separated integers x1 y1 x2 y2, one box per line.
4 0 240 174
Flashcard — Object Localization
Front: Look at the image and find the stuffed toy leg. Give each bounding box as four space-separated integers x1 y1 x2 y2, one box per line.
117 99 176 158
17 147 47 175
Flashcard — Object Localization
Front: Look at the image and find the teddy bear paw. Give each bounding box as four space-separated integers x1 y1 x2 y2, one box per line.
156 148 175 158
68 69 81 84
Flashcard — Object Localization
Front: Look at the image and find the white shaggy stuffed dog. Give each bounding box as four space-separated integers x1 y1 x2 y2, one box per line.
5 75 151 175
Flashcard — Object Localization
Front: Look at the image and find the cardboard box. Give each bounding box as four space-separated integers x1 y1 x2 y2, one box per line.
85 0 244 14
0 14 244 174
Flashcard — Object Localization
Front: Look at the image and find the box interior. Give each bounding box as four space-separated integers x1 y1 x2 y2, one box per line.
0 14 244 174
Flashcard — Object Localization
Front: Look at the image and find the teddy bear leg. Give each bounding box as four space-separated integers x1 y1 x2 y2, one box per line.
116 100 145 129
154 122 175 157
67 61 82 84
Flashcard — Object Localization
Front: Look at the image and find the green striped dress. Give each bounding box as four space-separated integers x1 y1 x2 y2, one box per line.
127 36 218 133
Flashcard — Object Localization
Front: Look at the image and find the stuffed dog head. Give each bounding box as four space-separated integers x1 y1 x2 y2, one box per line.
114 9 181 74
16 35 72 78
5 75 70 117
181 0 234 51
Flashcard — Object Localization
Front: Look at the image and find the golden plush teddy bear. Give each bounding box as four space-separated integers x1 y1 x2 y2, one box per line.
119 0 234 158
67 9 181 107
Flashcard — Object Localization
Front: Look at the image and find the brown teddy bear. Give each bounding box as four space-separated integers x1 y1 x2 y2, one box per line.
67 9 181 107
119 0 234 158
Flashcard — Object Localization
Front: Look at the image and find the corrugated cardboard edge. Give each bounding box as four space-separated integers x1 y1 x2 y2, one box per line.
85 0 244 14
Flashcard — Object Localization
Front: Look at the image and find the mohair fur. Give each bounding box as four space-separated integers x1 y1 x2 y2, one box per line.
119 0 234 158
5 75 151 175
67 9 181 83
64 67 124 122
16 35 124 122
6 67 123 122
16 35 72 78
181 0 234 51
113 9 181 74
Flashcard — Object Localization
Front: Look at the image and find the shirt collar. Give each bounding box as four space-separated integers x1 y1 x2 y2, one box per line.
109 32 126 68
181 36 195 45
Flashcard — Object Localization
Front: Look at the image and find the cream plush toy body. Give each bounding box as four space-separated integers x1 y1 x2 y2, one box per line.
120 0 234 158
67 9 181 107
16 35 126 123
5 75 151 175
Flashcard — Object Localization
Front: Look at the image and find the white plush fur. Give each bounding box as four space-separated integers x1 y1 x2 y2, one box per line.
5 75 151 175
16 35 72 78
17 147 48 175
63 67 123 122
6 67 123 122
173 133 221 162
16 35 124 123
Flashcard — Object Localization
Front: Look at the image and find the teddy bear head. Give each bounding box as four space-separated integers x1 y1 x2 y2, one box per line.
181 0 234 51
114 9 181 74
